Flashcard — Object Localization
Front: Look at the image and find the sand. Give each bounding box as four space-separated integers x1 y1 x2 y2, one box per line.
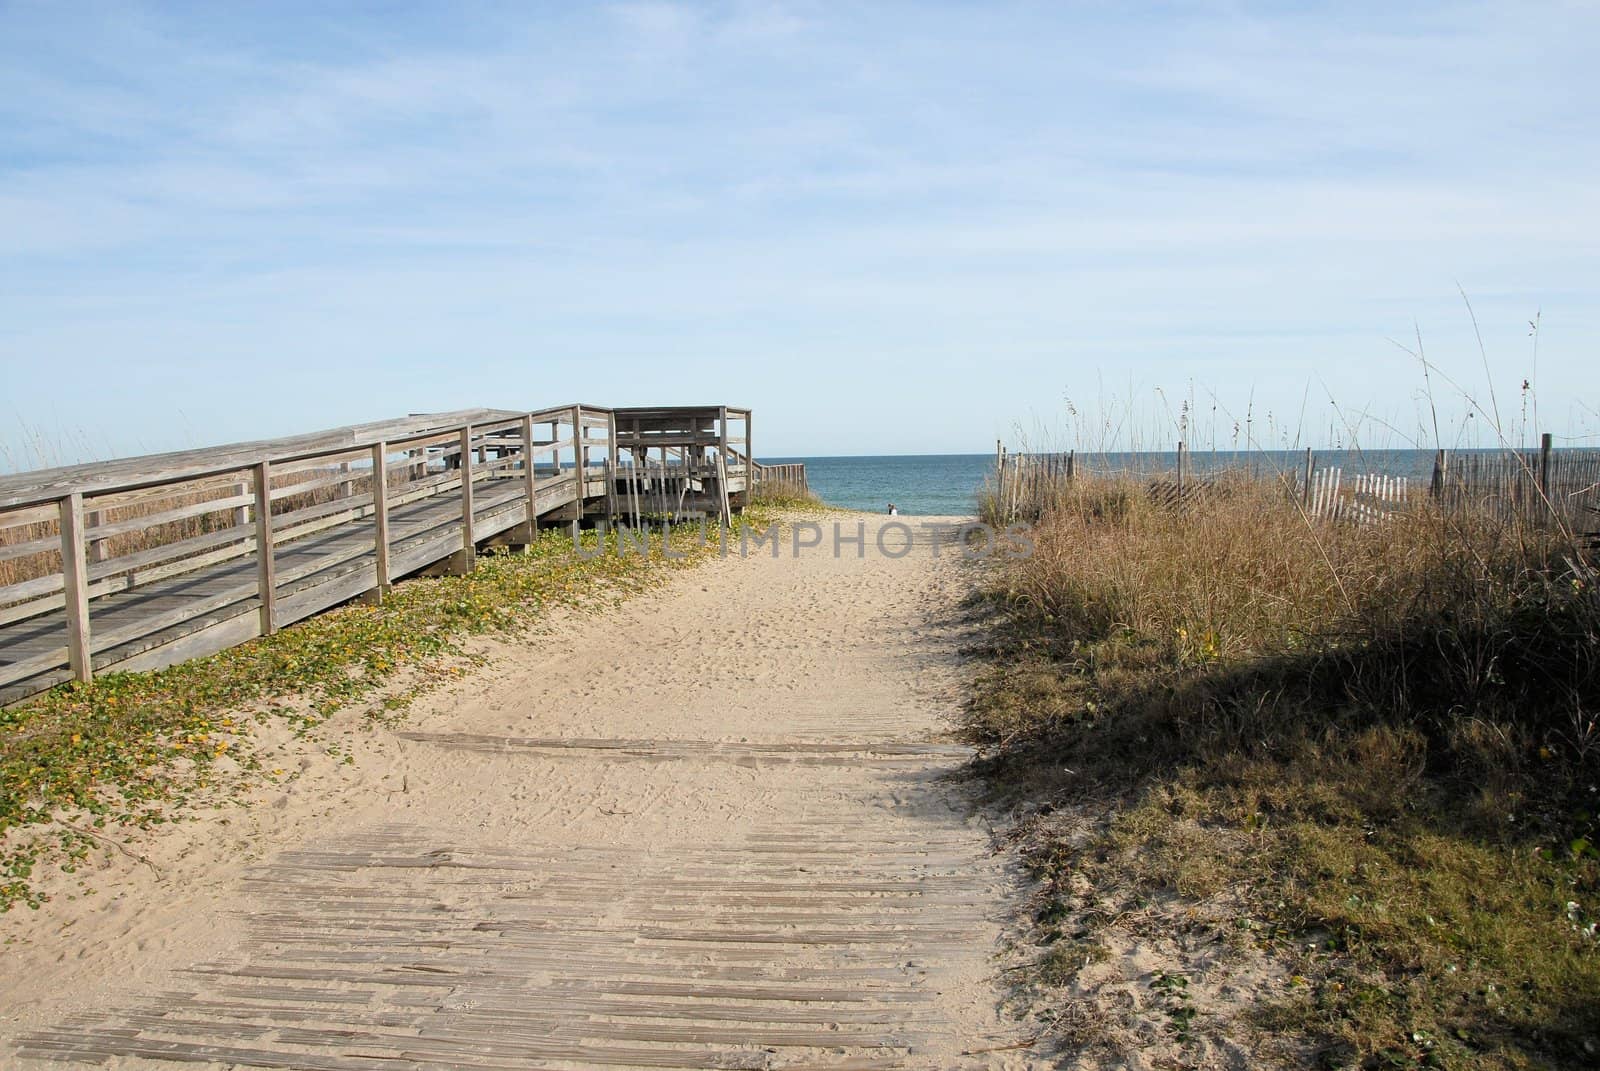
1 514 1044 1069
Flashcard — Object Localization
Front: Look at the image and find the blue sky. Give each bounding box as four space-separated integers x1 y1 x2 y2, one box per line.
1 1 1596 467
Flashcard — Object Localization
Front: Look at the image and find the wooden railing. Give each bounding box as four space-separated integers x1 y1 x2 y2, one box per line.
0 403 753 698
751 462 809 497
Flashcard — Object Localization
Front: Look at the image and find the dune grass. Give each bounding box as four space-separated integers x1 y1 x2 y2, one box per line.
748 481 827 511
969 470 1600 1068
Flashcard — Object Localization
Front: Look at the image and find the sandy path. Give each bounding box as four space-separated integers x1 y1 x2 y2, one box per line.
2 515 1038 1070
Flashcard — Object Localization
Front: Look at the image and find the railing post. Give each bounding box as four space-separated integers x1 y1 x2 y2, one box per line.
605 409 619 525
521 414 538 526
252 461 277 635
372 441 390 600
232 480 250 531
1539 431 1552 500
1301 447 1314 509
459 425 476 569
1431 448 1448 500
570 405 585 494
718 405 731 526
716 452 731 530
59 492 93 682
86 507 108 563
571 405 587 539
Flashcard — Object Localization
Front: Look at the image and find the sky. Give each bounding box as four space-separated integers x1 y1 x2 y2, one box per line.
1 0 1597 468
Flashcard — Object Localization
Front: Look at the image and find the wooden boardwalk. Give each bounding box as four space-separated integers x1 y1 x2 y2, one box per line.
18 797 994 1069
0 404 793 705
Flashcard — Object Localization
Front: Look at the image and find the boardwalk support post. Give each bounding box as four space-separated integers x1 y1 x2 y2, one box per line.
718 406 732 529
605 410 619 526
59 492 92 683
456 425 476 574
372 441 390 601
252 462 276 635
570 405 585 541
521 415 538 532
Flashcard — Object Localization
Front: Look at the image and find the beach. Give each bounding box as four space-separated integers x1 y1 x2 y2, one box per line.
1 514 1040 1069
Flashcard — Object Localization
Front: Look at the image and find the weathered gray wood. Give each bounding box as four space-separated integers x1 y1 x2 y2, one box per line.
0 501 60 530
455 425 476 574
716 453 732 529
58 493 92 682
0 408 524 511
0 533 58 564
519 415 536 527
604 410 619 524
86 507 108 563
252 462 276 636
85 489 254 543
0 645 71 690
1540 431 1553 497
570 404 584 494
233 479 250 531
372 442 391 598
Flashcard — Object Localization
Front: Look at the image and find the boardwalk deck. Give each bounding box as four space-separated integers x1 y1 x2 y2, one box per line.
0 404 798 706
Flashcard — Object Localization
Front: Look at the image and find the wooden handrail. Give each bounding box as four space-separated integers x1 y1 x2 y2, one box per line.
0 406 604 511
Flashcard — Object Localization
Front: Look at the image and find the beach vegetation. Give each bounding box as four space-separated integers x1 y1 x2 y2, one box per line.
970 453 1600 1067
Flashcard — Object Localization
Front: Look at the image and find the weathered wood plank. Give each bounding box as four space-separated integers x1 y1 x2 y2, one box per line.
58 494 92 682
252 462 276 636
372 442 390 596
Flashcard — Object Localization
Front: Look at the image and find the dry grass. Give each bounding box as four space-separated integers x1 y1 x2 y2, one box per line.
971 470 1600 1068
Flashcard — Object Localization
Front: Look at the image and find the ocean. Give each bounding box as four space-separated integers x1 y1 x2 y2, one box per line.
763 449 1466 517
763 454 994 517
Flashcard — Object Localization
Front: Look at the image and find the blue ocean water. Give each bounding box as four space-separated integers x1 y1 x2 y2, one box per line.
763 449 1461 517
763 454 993 516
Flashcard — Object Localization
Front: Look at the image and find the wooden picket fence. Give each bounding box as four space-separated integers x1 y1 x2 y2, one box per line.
1433 443 1600 530
990 436 1600 538
1305 469 1409 525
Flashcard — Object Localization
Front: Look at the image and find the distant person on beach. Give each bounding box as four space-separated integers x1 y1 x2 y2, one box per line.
887 503 898 515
